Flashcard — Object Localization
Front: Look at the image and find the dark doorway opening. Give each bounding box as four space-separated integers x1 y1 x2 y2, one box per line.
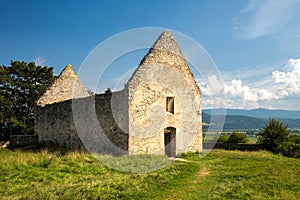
164 127 176 157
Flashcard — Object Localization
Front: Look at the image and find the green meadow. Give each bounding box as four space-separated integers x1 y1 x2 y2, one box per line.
0 148 299 199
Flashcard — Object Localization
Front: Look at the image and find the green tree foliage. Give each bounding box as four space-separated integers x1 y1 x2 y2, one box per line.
0 61 56 139
105 87 111 94
227 131 249 143
257 118 290 153
217 133 229 143
278 134 300 158
86 89 94 95
215 131 248 143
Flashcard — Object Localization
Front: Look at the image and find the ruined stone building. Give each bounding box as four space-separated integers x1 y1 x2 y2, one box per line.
36 30 202 157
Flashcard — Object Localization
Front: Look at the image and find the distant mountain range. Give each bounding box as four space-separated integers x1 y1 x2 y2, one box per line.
203 108 300 119
202 108 300 130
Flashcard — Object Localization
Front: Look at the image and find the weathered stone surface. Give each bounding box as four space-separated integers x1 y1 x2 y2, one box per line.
37 64 89 107
36 93 128 154
128 30 202 155
10 135 38 148
36 30 202 156
150 30 184 57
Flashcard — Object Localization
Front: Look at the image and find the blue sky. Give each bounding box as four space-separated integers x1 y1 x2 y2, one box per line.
1 0 300 110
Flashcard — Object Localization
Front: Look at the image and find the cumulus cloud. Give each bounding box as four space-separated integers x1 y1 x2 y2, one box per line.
34 57 48 66
224 79 274 102
233 0 299 39
200 75 224 96
272 58 300 96
200 58 300 109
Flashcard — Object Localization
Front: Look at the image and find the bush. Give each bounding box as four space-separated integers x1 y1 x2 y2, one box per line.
257 118 290 153
217 133 229 143
278 135 300 158
215 132 248 143
257 118 300 157
227 131 249 143
290 134 300 143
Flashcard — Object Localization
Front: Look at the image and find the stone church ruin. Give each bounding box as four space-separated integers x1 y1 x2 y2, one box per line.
35 30 202 156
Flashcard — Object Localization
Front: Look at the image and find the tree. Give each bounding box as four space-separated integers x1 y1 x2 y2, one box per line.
0 61 56 139
217 133 229 143
86 89 94 95
227 131 249 143
257 118 290 153
276 134 300 158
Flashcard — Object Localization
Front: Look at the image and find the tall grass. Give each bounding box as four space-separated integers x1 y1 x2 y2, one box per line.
0 148 299 199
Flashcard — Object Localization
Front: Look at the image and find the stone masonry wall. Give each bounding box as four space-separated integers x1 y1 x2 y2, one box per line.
36 30 202 156
128 63 202 155
37 64 89 107
10 135 38 148
127 30 202 155
36 91 128 154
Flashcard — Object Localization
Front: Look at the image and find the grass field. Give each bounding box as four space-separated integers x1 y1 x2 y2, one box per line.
0 148 299 199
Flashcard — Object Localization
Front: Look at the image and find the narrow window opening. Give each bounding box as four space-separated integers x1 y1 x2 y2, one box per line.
166 97 174 114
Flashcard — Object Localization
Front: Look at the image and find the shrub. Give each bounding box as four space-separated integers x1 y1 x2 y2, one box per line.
290 134 300 143
278 135 300 158
217 133 229 143
227 131 249 143
257 118 290 153
105 88 111 93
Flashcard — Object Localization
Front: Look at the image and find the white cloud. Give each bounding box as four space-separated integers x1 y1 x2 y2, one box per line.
272 58 300 96
34 57 48 66
198 75 226 108
233 0 299 39
205 75 224 96
225 80 252 100
224 79 274 102
200 58 300 109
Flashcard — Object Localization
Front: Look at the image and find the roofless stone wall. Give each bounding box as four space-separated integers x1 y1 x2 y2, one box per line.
127 30 202 155
36 30 202 156
35 91 128 154
37 64 89 107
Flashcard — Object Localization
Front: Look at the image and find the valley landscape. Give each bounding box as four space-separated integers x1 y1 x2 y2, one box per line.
203 108 300 132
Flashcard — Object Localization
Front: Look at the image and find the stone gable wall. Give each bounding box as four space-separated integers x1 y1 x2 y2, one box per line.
37 64 89 107
128 62 202 155
127 30 202 155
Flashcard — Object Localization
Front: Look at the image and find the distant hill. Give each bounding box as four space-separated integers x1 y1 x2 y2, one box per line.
202 109 300 130
203 108 300 119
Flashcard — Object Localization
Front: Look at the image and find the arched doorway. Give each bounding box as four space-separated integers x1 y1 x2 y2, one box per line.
164 127 176 157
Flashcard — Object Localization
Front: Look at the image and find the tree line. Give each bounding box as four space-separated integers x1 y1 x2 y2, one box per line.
257 118 300 157
0 61 56 140
215 118 299 158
